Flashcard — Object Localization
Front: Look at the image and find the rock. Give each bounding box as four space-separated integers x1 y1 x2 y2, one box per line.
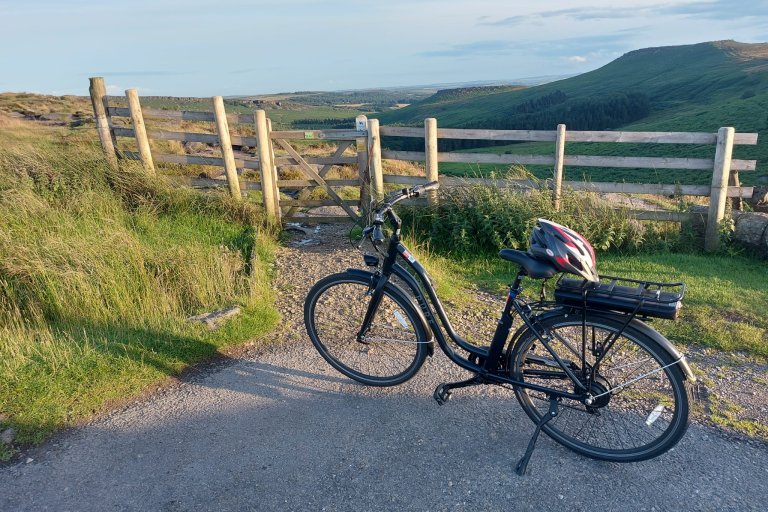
0 428 15 445
187 306 242 330
734 212 768 255
183 141 206 154
746 185 768 212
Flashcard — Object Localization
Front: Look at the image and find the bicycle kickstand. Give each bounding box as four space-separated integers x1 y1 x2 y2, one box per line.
515 397 559 476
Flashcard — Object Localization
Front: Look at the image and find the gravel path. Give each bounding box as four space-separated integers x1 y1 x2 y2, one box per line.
1 223 766 511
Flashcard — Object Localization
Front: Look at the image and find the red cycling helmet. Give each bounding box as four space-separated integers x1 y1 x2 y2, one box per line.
528 219 599 282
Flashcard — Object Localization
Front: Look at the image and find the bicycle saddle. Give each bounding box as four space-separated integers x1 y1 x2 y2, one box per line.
499 249 558 279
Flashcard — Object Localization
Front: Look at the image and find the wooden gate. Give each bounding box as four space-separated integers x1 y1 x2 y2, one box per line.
269 117 370 223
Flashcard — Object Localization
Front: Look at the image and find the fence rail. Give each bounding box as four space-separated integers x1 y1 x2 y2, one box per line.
380 125 759 145
89 77 759 251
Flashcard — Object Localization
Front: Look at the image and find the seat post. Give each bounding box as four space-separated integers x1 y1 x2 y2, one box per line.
509 270 526 298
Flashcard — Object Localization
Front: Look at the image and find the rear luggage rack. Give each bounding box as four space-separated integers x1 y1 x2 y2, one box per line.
554 274 685 320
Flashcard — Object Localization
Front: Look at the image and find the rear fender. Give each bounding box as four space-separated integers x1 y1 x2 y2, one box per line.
625 316 696 382
513 309 696 382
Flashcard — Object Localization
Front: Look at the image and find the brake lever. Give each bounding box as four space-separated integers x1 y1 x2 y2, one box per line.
357 226 374 249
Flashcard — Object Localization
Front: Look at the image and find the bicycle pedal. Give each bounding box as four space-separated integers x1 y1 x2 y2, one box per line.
433 384 451 405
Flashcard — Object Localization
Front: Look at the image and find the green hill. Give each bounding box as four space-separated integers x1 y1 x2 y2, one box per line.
377 40 768 183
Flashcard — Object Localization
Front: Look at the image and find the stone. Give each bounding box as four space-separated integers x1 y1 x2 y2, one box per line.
0 428 15 445
187 306 242 330
734 212 768 255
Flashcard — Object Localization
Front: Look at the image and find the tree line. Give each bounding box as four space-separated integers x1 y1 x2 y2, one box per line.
391 91 652 152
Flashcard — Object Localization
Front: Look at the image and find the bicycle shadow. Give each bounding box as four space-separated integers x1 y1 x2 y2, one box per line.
3 342 765 512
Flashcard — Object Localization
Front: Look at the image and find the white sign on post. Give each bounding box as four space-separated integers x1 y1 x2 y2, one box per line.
355 115 368 132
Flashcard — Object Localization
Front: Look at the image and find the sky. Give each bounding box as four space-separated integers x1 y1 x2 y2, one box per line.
1 0 767 97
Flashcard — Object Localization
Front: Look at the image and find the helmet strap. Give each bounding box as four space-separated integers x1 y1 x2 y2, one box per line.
539 279 549 302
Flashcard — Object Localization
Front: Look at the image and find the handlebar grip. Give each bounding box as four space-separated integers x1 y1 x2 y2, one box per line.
410 181 440 197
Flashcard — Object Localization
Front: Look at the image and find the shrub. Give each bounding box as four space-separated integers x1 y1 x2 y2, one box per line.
398 172 677 256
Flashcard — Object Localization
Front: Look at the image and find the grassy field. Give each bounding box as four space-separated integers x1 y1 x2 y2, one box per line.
0 92 92 118
123 96 362 130
0 115 279 460
403 235 768 358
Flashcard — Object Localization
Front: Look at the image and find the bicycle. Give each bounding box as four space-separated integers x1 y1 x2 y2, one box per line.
304 182 695 475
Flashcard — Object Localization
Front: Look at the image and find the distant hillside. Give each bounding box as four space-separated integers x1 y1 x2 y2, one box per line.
376 40 768 181
378 41 768 128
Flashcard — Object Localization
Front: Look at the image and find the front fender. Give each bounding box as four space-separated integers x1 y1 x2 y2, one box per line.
344 268 434 356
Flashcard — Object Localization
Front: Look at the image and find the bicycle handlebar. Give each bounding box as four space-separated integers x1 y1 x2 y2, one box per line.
361 181 440 247
378 181 440 211
410 180 440 197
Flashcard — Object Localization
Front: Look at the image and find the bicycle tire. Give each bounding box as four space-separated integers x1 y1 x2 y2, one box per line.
509 311 691 462
304 272 429 386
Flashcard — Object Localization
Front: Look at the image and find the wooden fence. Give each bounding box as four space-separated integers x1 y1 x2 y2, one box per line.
88 77 758 252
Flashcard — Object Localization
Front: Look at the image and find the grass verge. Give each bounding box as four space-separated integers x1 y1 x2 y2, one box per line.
0 117 279 460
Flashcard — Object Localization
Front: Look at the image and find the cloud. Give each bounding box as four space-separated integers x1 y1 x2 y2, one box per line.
657 0 768 19
418 33 635 61
417 40 520 58
481 5 649 26
566 56 588 63
480 1 768 26
229 68 259 75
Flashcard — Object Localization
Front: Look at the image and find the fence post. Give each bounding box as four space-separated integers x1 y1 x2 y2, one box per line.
254 110 277 220
88 77 118 169
705 127 735 252
424 118 439 205
553 124 566 211
212 96 241 200
368 118 384 200
125 89 155 175
265 118 282 220
356 115 370 213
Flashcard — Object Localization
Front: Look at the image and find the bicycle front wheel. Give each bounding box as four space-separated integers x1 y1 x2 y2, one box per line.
509 312 691 462
304 272 429 386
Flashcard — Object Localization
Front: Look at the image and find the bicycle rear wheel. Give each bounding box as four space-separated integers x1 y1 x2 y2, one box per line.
509 312 690 462
304 272 429 386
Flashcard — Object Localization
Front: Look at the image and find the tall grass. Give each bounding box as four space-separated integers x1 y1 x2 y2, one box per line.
400 171 680 257
0 118 278 456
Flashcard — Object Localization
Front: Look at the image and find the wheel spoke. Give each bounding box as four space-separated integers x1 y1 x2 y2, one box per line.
306 275 427 386
511 315 689 461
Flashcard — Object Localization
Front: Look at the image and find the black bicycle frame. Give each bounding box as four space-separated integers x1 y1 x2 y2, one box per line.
357 232 588 402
